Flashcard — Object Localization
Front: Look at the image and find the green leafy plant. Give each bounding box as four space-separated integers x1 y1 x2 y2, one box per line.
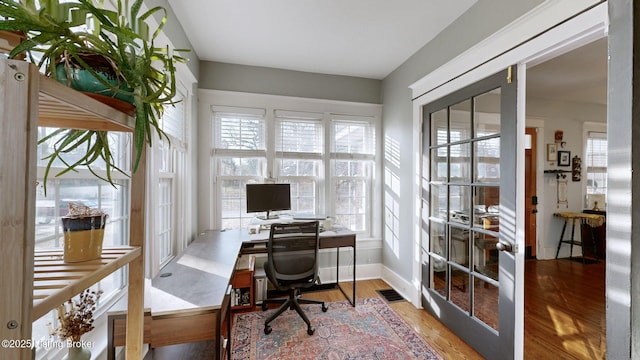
0 0 188 189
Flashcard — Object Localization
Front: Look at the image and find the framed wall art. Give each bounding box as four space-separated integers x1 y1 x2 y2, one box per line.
547 143 557 161
558 150 571 166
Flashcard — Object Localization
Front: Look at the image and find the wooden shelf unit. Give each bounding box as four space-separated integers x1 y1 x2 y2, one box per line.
231 255 255 309
0 59 146 360
32 247 141 320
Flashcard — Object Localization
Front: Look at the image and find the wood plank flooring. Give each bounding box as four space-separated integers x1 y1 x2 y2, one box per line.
143 259 605 360
524 258 605 359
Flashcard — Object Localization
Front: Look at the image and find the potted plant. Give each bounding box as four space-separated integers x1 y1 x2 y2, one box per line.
61 201 108 263
0 0 188 189
53 288 102 360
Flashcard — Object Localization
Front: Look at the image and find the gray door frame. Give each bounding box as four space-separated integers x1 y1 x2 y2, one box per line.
420 67 518 359
411 2 619 359
607 1 637 358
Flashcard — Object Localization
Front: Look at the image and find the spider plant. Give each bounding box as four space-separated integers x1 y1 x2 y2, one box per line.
0 0 188 190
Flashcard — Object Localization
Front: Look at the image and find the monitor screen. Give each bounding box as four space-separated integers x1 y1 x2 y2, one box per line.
246 183 291 219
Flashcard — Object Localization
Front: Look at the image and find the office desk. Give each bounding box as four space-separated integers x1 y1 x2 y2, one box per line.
240 227 357 306
107 228 356 359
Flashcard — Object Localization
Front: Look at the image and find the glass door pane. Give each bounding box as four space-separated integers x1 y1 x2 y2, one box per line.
421 67 519 359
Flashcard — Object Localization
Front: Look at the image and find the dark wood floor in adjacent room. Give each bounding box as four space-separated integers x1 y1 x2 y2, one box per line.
143 259 605 360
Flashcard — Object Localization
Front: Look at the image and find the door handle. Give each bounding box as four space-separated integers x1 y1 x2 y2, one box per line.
496 241 513 252
532 209 538 214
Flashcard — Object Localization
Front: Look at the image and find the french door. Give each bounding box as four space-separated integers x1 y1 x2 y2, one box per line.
421 67 521 359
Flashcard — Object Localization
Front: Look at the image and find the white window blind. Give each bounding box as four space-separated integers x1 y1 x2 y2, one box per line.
586 131 607 194
161 99 186 144
213 107 266 152
275 110 323 156
331 115 375 159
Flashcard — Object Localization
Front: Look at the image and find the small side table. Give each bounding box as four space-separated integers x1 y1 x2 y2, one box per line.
554 212 605 262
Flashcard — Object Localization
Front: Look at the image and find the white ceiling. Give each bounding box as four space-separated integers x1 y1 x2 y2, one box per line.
167 0 477 79
527 37 607 106
168 1 607 105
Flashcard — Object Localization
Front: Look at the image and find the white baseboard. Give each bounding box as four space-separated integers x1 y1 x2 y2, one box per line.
317 262 381 284
380 265 421 308
318 263 422 308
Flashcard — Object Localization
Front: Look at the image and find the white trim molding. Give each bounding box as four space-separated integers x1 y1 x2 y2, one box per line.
381 265 421 308
410 0 605 100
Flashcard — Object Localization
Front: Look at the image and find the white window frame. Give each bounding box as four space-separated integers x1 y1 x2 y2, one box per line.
582 121 607 208
147 80 192 274
329 115 376 233
207 91 382 239
212 106 268 229
275 110 325 215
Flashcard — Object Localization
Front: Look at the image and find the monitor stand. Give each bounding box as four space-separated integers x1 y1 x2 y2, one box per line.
256 211 279 220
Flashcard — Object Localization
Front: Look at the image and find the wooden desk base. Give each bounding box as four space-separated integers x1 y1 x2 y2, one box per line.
110 312 218 347
108 304 230 360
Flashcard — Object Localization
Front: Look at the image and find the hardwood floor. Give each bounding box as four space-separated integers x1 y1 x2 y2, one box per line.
144 259 605 360
524 259 605 359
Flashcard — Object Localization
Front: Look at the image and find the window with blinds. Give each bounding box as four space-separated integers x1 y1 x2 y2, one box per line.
211 105 378 235
275 111 323 215
331 116 375 232
213 107 267 229
161 98 186 144
214 109 266 151
586 131 607 195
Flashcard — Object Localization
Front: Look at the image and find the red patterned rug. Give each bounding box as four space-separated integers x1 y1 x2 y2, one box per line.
230 297 443 360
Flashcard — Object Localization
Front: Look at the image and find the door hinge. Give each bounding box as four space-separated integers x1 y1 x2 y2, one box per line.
507 66 513 84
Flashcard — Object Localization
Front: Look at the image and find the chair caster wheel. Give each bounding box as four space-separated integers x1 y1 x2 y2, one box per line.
264 325 272 334
321 304 328 312
307 326 315 335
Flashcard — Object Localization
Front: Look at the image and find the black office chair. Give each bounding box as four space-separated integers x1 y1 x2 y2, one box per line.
261 221 328 335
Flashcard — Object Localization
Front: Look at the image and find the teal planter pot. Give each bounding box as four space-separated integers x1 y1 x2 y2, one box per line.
55 63 134 104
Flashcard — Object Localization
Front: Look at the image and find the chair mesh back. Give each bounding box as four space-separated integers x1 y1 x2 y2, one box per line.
267 221 320 283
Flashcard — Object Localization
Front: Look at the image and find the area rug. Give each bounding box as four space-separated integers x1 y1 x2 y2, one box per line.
230 296 443 360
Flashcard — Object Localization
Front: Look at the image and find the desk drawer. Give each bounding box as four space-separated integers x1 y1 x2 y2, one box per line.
151 312 217 347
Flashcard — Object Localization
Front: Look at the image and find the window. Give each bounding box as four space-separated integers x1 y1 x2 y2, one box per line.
586 131 607 195
331 116 375 232
33 128 131 352
151 83 190 268
213 107 267 229
211 101 379 236
275 111 323 215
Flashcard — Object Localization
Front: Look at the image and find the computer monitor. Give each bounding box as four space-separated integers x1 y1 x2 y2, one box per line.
246 183 291 220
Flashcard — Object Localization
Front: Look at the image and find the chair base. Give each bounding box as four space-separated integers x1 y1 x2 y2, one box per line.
262 288 328 335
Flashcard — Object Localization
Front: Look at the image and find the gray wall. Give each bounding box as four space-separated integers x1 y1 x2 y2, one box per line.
149 0 200 78
380 0 545 282
199 61 381 104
